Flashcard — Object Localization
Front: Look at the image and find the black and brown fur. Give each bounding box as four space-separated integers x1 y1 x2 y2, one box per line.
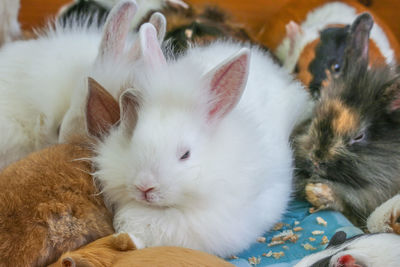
295 15 386 99
292 14 400 227
58 1 268 56
155 5 258 55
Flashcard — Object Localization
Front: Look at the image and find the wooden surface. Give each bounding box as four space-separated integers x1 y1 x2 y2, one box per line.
19 0 400 41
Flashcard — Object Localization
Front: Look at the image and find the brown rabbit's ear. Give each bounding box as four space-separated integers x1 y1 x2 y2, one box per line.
342 13 374 73
86 77 120 138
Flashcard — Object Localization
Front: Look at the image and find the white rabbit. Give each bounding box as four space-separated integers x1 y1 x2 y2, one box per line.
90 21 312 257
0 0 21 46
0 0 165 169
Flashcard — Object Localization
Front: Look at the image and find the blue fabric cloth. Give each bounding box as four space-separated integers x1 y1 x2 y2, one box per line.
226 201 363 267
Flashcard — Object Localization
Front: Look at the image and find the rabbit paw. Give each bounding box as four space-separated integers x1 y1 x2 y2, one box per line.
367 194 400 234
305 183 336 212
112 232 137 251
127 233 145 249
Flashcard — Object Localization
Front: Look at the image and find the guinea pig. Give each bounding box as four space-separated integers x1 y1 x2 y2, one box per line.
291 11 400 226
49 233 234 267
294 231 400 267
257 0 400 98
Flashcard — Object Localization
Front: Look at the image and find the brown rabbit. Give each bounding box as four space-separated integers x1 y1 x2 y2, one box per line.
0 77 121 267
49 233 234 267
292 13 400 227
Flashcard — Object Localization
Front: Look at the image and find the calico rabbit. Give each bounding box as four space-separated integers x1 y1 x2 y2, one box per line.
0 0 166 170
86 20 311 257
292 12 400 226
294 231 400 267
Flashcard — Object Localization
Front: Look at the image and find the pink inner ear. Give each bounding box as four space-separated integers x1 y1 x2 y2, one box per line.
97 1 137 61
141 23 167 68
208 51 249 120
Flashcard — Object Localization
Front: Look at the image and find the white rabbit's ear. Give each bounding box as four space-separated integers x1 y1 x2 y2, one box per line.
86 77 120 138
149 12 166 43
96 0 138 62
129 23 167 68
119 89 141 137
285 21 303 56
203 48 250 122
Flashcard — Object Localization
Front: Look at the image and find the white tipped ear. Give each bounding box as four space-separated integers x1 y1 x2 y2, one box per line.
204 48 250 121
149 12 166 43
96 0 138 62
130 23 167 68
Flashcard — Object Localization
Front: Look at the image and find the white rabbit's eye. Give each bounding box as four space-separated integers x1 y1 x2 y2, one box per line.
180 150 190 160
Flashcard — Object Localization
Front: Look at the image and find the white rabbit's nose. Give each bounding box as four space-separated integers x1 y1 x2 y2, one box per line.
136 185 155 193
136 185 156 202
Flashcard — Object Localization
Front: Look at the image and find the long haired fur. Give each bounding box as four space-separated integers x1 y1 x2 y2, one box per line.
90 22 311 257
0 0 21 46
293 59 400 226
49 233 234 267
0 139 113 266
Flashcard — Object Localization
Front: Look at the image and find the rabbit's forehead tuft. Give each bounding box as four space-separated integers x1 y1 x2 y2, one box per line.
317 99 360 135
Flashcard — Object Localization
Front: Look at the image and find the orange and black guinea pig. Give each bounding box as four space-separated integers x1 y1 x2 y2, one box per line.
160 5 257 55
296 17 386 99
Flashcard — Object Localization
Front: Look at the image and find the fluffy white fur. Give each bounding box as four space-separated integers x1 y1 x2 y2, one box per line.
295 233 400 266
276 2 396 72
0 0 157 169
0 26 100 169
0 0 21 46
368 194 400 233
93 27 311 256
